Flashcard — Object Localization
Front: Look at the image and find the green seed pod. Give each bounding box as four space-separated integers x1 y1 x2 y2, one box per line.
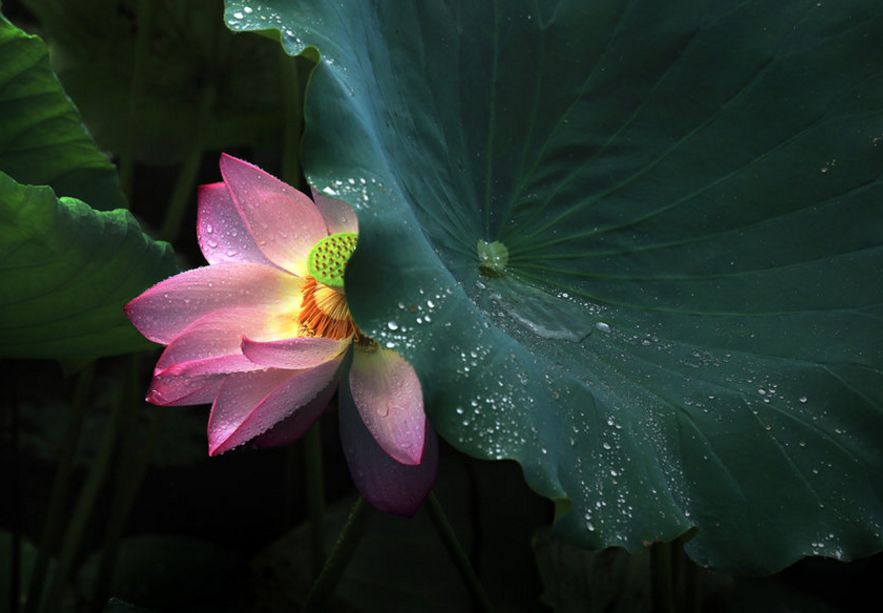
307 232 358 288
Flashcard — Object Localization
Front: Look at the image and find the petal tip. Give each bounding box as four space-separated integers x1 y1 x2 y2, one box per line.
145 387 173 407
207 431 232 457
123 294 139 320
391 439 425 466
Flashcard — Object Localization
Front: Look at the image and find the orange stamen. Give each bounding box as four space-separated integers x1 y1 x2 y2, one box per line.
297 276 356 340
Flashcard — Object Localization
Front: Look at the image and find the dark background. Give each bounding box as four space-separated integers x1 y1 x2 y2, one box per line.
1 1 880 611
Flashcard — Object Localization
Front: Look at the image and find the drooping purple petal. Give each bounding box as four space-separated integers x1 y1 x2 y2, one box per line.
241 336 350 370
197 182 275 267
207 357 341 456
339 377 438 516
311 187 359 235
124 262 301 345
219 154 327 275
348 346 426 465
251 381 338 449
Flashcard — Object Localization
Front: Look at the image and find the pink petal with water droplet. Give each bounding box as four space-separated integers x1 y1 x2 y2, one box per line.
144 307 280 406
339 380 437 516
241 336 350 370
146 371 225 407
157 307 279 371
251 381 338 449
348 347 426 465
124 262 301 345
311 187 359 235
207 357 341 456
197 182 275 267
219 154 327 275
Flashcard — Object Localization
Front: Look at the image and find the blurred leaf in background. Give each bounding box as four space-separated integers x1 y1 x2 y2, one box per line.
0 15 177 360
0 12 124 209
21 0 287 167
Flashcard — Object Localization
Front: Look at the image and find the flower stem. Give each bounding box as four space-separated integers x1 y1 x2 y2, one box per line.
650 541 675 613
683 554 701 613
304 424 326 577
119 0 156 199
426 492 496 613
279 47 304 189
39 363 129 613
6 362 21 613
24 364 94 613
158 81 216 243
280 443 300 530
302 497 369 612
88 413 163 611
89 356 164 612
675 535 701 613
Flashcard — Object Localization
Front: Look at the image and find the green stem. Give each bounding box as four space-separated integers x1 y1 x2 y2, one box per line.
7 363 21 613
280 443 300 531
304 424 326 578
682 546 701 613
650 541 675 613
671 538 684 607
279 46 304 189
88 355 164 612
426 492 496 613
39 366 129 613
119 0 156 198
24 364 94 613
158 81 216 243
302 497 369 612
89 410 163 612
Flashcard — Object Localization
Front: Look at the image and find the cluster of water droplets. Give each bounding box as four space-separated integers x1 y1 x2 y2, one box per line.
320 176 383 210
371 286 455 352
226 3 339 72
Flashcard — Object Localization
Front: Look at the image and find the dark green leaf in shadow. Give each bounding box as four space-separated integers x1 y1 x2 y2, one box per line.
226 0 883 573
21 0 294 166
102 598 158 613
253 497 471 613
0 13 125 210
0 171 177 359
723 579 842 613
82 536 246 613
0 530 37 613
532 527 651 613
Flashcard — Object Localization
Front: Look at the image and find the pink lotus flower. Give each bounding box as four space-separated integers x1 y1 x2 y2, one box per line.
125 153 437 515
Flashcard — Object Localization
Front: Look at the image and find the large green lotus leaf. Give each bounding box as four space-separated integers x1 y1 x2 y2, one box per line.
0 170 177 358
226 1 883 572
0 13 125 211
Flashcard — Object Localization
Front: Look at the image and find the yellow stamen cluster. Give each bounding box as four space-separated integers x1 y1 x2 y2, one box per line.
297 276 356 340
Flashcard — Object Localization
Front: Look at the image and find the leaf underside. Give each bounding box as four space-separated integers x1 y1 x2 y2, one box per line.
226 0 883 573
